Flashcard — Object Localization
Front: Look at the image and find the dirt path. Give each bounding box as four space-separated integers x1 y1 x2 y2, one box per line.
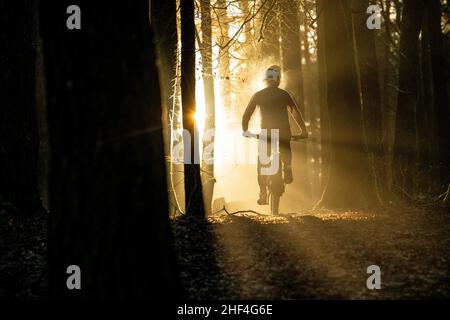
1 204 448 299
173 206 450 299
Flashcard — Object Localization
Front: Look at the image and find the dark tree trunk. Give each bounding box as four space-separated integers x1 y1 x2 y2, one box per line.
280 0 312 206
151 0 179 214
417 13 434 191
0 0 40 213
34 0 50 210
379 0 392 187
425 0 450 189
317 0 371 208
379 0 391 136
280 1 304 111
181 0 206 217
393 0 424 199
40 1 180 298
151 0 177 108
200 0 216 215
352 0 384 203
315 0 331 198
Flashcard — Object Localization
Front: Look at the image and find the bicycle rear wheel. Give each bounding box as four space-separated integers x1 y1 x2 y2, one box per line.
270 192 280 215
268 174 283 215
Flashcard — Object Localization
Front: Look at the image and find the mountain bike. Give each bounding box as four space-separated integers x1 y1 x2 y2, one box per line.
244 131 307 215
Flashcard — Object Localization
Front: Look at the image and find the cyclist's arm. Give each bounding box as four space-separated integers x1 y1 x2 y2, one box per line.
242 94 257 132
287 93 308 137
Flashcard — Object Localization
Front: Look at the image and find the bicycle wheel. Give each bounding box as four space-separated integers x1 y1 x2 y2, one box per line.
270 191 280 215
268 174 283 215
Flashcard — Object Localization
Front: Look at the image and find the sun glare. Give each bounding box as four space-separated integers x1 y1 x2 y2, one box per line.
194 77 206 136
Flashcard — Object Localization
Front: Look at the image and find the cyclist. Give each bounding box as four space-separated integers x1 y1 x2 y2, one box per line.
242 65 308 205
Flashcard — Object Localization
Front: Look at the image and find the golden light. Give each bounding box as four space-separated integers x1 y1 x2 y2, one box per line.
194 109 205 127
194 79 206 136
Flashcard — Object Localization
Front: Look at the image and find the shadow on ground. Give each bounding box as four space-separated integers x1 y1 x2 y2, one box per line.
172 206 450 299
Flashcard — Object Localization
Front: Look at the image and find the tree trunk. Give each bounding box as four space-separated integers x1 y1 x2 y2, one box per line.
151 0 177 120
352 0 384 203
260 0 281 63
315 0 330 199
151 0 177 105
181 0 206 217
217 0 232 115
301 4 320 199
425 0 450 189
200 0 216 215
417 13 434 192
317 0 371 208
393 0 424 199
379 0 394 191
151 0 180 215
239 0 254 62
0 0 40 214
40 1 180 298
302 5 311 66
280 0 312 206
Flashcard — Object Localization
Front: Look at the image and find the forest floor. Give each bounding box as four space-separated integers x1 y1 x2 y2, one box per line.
173 205 450 299
0 202 47 299
1 202 449 299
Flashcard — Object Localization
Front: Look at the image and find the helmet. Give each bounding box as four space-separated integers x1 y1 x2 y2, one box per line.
264 65 281 85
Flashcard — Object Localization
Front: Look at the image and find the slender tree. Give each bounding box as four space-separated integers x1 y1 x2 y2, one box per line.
280 1 305 113
317 0 371 208
352 0 384 203
315 0 331 196
424 0 450 190
301 2 321 198
0 0 40 214
151 0 178 107
280 0 312 205
301 3 311 66
240 0 253 55
393 0 424 198
378 0 396 191
199 0 216 215
417 11 434 191
181 0 206 216
260 0 281 63
217 0 232 115
40 1 180 298
151 0 180 214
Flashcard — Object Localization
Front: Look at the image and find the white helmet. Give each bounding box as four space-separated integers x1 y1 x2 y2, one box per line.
264 65 281 85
